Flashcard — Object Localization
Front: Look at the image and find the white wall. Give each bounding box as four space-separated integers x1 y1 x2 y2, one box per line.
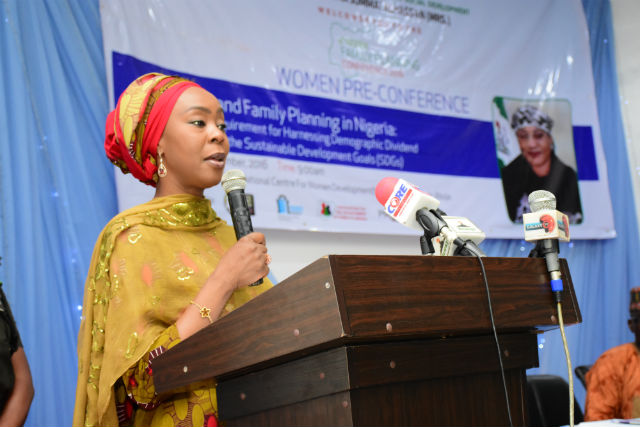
611 0 640 232
261 228 420 282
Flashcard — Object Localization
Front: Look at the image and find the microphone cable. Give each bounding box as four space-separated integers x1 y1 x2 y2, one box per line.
554 293 575 427
532 241 575 427
526 190 575 427
474 253 514 427
415 210 511 425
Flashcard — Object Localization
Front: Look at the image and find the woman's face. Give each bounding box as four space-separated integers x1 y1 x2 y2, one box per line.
157 87 229 195
515 126 553 173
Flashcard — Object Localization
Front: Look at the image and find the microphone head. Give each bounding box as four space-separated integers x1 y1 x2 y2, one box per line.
528 190 556 212
375 177 440 231
375 177 399 205
221 169 246 193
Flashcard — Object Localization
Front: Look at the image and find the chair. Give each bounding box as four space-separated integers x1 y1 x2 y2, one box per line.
527 374 584 427
574 365 592 389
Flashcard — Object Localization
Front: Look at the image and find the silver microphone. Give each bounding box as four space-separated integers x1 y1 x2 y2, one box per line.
527 190 564 296
529 189 557 212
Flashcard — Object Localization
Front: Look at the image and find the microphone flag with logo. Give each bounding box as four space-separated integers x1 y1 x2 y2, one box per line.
523 190 569 295
375 176 485 256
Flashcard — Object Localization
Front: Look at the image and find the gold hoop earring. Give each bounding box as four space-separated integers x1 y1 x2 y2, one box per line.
158 155 167 178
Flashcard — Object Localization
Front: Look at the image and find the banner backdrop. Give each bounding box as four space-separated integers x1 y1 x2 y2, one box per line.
100 0 615 239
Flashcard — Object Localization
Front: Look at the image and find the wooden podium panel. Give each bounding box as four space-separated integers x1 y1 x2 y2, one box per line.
217 333 538 426
221 370 527 426
152 255 581 426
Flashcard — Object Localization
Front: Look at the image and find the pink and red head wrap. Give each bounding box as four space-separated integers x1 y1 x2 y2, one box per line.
104 73 202 186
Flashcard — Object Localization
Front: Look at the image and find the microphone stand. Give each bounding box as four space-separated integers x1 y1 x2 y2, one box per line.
416 209 486 257
419 232 436 255
416 209 439 255
528 239 560 259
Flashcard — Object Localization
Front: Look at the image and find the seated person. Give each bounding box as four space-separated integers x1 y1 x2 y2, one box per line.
584 287 640 420
0 279 35 426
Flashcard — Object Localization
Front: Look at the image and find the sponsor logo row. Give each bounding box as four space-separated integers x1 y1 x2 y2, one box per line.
234 194 368 221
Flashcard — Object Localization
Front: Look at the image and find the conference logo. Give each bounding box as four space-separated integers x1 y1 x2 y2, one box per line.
328 24 421 79
276 195 303 215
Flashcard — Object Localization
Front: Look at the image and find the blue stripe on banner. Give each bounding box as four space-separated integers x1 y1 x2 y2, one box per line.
573 126 598 180
112 52 598 180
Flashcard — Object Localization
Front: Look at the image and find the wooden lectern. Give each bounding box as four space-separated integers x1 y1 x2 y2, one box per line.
153 255 581 426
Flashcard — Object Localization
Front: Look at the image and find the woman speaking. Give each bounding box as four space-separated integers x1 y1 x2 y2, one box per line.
73 73 273 427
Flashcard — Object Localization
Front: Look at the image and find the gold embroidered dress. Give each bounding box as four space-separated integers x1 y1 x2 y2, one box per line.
73 194 271 426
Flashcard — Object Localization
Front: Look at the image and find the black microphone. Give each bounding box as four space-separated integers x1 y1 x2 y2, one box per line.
221 169 263 286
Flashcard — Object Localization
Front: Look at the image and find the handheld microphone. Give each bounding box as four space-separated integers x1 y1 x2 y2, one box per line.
221 169 263 286
523 190 569 297
375 177 485 257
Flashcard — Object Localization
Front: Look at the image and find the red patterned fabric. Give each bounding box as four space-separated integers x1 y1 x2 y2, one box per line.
104 73 201 186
